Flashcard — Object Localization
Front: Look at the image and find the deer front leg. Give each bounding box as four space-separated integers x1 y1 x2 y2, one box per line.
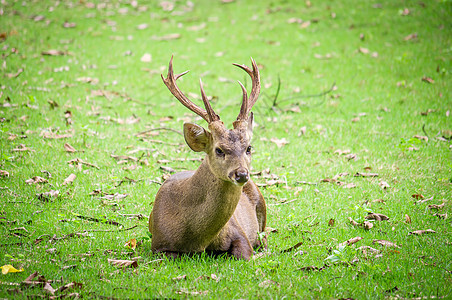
229 236 253 260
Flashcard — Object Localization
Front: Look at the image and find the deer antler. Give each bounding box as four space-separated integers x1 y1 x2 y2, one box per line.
233 57 260 122
161 56 220 123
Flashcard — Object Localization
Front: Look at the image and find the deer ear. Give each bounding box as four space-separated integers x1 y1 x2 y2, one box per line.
184 123 211 152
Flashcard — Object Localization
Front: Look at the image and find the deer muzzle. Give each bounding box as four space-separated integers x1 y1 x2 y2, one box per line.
229 168 249 185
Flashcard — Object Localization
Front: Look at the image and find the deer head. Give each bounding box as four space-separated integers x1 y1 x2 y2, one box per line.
161 56 260 186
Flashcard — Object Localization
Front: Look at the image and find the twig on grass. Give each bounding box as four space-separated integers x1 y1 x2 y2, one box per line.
85 224 138 233
75 214 123 227
142 139 182 147
136 127 183 137
422 124 430 141
271 75 281 109
277 82 336 105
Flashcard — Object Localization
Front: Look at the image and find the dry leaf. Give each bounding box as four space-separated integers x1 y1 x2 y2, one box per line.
258 279 280 288
175 289 208 296
124 238 137 250
270 137 289 148
404 33 418 41
57 282 83 293
172 275 187 281
414 135 428 142
354 172 378 177
42 49 67 56
0 170 9 177
409 229 436 235
348 217 359 226
281 242 303 253
405 214 412 224
64 143 77 153
340 236 363 247
62 173 76 185
160 1 174 11
379 181 390 189
421 76 434 84
433 213 447 219
343 183 356 189
358 47 370 54
357 246 380 256
151 33 181 41
25 176 48 185
428 203 445 210
363 221 373 230
372 239 400 248
328 218 335 227
108 259 138 268
345 153 357 160
63 21 76 28
136 23 148 30
36 190 59 201
411 193 424 199
365 213 389 221
141 53 152 63
1 265 24 274
334 149 351 155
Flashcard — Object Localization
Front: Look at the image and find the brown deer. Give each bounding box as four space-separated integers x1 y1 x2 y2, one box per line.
148 56 266 260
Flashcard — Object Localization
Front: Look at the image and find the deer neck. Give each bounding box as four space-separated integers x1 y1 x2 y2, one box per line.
187 159 242 230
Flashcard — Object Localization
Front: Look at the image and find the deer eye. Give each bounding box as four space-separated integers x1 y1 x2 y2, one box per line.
246 146 252 155
215 148 225 156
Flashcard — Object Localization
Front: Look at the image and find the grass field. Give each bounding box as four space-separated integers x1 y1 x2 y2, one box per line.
1 0 451 298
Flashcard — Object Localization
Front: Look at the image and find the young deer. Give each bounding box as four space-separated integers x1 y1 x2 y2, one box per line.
148 56 266 260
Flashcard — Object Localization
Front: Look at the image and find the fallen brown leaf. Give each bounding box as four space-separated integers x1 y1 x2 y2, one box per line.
404 33 418 41
409 229 436 235
405 214 412 224
363 221 373 230
36 190 59 201
433 213 447 219
64 143 77 153
328 218 335 227
151 33 181 41
172 275 187 281
270 137 289 148
365 213 389 221
107 259 138 268
354 172 379 177
258 279 280 288
348 217 359 226
25 176 48 185
428 203 445 210
379 181 390 189
124 238 137 250
281 242 303 253
340 236 363 247
372 239 400 248
421 76 434 84
62 174 76 185
357 246 380 256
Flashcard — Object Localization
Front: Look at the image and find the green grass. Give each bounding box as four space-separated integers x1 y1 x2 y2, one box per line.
1 0 451 298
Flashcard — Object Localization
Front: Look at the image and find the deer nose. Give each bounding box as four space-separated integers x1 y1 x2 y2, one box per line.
234 170 249 184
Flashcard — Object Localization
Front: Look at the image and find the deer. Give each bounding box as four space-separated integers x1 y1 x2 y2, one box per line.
148 56 267 260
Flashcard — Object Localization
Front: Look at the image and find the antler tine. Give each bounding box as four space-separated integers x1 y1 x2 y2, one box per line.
199 79 220 122
232 57 261 121
161 56 210 123
236 81 249 121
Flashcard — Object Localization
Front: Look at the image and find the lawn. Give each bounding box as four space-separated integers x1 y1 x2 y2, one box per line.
0 0 451 298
